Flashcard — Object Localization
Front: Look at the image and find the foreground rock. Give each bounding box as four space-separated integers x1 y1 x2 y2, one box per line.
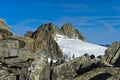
0 48 38 64
74 67 120 80
29 57 50 80
104 42 120 66
0 40 19 49
5 36 34 51
52 55 101 80
51 42 120 80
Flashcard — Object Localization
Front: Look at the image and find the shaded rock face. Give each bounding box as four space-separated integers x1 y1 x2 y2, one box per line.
31 23 63 59
74 67 120 80
0 19 13 39
104 42 120 66
51 55 101 80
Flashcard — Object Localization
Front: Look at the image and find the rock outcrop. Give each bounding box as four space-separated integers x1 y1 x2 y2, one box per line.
0 18 13 39
0 40 19 49
29 57 50 80
5 36 34 51
104 42 120 66
52 55 100 80
74 67 120 80
24 31 33 38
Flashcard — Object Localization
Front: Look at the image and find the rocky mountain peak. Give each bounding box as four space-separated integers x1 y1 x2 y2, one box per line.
30 23 63 59
41 23 56 30
61 23 86 41
61 23 74 29
61 23 77 37
36 23 60 34
30 23 86 41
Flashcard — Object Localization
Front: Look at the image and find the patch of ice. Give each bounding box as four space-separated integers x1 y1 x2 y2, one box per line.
54 34 107 61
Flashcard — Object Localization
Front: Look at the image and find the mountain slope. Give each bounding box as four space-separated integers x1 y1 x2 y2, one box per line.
54 34 107 60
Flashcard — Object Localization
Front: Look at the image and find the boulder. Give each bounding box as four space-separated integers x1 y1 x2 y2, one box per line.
5 36 34 51
0 48 38 64
74 67 120 80
104 42 120 66
0 40 19 49
52 55 101 80
0 69 16 80
28 57 50 80
0 69 9 79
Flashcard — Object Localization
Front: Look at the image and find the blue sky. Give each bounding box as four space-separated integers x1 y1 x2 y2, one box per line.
0 0 120 44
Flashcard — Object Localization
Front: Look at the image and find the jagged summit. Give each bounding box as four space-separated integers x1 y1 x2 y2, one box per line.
34 23 60 34
61 23 86 41
26 23 86 41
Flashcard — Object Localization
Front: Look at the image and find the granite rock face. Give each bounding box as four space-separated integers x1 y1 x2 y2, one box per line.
31 23 63 59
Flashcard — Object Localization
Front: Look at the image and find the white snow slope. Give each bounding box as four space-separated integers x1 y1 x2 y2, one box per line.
54 34 107 60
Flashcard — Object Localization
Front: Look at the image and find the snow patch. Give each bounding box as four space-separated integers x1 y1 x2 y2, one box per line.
54 34 107 61
48 58 57 63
